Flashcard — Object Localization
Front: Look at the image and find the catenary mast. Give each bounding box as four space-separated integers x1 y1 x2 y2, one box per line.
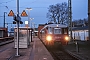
88 0 90 41
68 0 72 40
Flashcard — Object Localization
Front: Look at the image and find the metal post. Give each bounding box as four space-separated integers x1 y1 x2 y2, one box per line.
28 11 30 27
4 12 7 28
68 0 72 40
75 41 79 53
26 8 32 43
6 23 8 35
88 13 90 41
16 0 20 56
30 19 33 42
34 24 36 37
28 10 30 44
31 29 32 42
16 21 19 56
88 0 90 41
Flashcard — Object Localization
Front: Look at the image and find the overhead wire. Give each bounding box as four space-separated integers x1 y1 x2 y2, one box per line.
0 0 48 9
20 0 48 9
0 0 15 10
0 0 15 4
0 0 48 18
21 0 37 7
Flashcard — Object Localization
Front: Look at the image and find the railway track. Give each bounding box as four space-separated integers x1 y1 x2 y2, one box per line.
0 41 15 60
0 41 14 51
0 40 14 46
46 44 79 60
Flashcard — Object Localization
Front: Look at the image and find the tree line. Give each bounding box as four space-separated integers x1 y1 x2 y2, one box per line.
46 2 88 27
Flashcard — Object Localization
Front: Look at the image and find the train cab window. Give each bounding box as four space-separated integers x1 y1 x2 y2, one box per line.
62 28 68 34
48 27 53 34
54 28 61 34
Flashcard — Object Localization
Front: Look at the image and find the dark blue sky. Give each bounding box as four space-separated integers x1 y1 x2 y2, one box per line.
0 0 88 29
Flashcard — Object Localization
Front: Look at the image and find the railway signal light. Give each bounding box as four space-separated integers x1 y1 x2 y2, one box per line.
13 21 16 24
13 20 23 24
20 21 23 24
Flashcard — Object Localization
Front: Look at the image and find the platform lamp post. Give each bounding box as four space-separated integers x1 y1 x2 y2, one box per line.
26 8 32 43
26 8 32 27
30 18 34 42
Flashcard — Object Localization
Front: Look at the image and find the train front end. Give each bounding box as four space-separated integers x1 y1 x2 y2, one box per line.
45 24 70 45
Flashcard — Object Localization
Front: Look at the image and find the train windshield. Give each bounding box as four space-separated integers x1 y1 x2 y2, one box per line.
54 28 61 34
54 28 68 34
62 28 68 34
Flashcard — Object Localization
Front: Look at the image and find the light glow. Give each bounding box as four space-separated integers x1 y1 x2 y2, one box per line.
25 21 28 24
46 36 52 41
65 36 69 41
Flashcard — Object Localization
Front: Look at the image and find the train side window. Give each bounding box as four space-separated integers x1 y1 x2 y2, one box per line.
48 27 53 34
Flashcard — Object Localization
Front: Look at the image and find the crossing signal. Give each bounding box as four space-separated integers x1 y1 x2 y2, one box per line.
21 10 28 17
13 21 23 24
8 10 14 16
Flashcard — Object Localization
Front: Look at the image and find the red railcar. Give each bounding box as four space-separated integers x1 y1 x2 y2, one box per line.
0 27 14 41
39 24 70 45
0 27 8 38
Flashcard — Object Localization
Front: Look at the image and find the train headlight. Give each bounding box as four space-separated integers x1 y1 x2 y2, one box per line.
65 36 69 41
46 36 52 41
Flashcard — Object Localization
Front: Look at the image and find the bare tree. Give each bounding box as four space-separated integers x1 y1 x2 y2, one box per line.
47 5 57 23
47 2 68 24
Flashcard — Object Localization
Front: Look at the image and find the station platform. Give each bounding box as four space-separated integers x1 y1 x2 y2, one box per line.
33 37 54 60
0 37 54 60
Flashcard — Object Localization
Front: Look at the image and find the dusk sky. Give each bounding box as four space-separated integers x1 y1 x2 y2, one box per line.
0 0 88 30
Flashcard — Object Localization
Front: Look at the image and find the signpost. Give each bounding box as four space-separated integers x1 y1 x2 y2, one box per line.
8 0 28 56
8 0 27 56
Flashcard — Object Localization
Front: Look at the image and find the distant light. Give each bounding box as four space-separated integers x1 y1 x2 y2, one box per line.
26 8 32 10
25 21 28 24
57 25 58 27
30 18 34 20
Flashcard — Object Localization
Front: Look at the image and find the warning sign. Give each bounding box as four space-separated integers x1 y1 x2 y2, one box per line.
21 10 28 17
8 10 14 16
